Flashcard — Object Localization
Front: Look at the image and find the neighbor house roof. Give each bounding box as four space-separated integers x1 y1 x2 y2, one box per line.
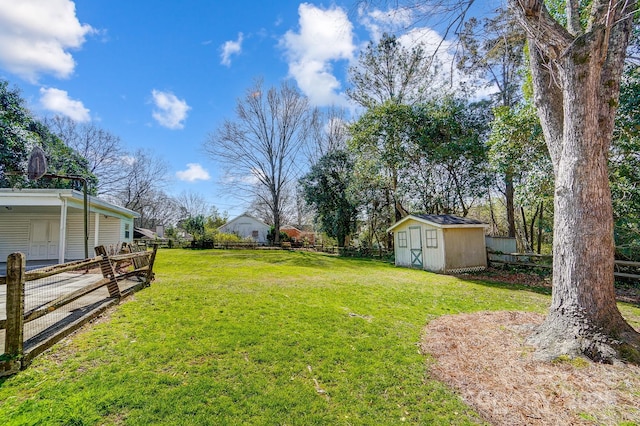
134 227 157 239
218 212 269 230
387 214 486 232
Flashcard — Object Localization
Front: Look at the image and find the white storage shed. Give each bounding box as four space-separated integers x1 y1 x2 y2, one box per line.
388 214 487 273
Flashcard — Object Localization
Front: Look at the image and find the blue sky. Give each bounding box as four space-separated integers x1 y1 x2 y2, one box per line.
0 0 496 217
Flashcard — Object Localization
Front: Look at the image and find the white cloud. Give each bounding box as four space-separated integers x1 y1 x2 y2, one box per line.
0 0 94 82
359 6 414 41
281 4 355 107
151 89 191 129
121 155 136 166
398 28 497 98
398 27 455 71
176 163 211 182
220 32 243 67
221 168 262 186
39 87 90 122
356 3 496 99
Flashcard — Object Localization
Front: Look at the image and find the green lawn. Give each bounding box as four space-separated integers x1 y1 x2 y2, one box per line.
1 250 638 425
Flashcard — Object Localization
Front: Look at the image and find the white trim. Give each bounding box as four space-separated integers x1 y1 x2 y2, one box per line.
94 212 100 248
58 198 67 264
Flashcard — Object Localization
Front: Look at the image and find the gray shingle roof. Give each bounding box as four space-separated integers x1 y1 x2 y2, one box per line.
413 214 485 225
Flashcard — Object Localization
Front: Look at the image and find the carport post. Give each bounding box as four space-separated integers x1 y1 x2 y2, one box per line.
5 252 25 358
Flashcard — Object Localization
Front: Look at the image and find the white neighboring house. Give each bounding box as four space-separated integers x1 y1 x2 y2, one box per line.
0 189 139 263
218 213 269 244
387 214 487 274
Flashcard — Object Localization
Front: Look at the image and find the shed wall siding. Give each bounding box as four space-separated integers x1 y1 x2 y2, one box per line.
392 219 445 272
65 214 88 259
394 231 411 267
423 227 445 272
443 228 487 272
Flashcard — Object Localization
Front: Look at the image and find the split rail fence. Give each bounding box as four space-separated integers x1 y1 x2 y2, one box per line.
487 250 640 281
1 244 157 377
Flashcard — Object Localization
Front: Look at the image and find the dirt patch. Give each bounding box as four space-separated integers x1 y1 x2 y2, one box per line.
457 268 640 304
421 311 640 425
457 268 552 288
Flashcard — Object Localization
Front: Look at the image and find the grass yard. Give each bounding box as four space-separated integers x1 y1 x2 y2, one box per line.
0 249 638 425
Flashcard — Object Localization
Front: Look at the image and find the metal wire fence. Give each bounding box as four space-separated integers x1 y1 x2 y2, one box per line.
1 244 157 376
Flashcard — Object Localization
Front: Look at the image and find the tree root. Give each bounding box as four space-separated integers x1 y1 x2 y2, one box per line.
527 317 640 365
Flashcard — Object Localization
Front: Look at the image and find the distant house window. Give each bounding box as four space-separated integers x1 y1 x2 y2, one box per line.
425 229 437 248
124 223 130 239
398 231 407 248
252 230 259 239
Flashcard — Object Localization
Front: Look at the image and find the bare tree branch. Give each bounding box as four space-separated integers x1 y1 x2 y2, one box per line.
204 80 312 243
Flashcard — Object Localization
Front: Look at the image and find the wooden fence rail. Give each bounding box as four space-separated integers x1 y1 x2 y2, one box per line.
1 244 157 377
487 250 640 280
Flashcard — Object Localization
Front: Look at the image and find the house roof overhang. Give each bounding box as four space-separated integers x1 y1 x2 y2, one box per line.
0 188 140 219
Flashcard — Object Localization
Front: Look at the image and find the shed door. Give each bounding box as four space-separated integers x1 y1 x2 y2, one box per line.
409 226 423 268
29 220 60 260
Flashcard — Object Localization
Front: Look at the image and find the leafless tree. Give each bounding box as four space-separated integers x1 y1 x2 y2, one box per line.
174 190 211 219
305 106 350 166
134 189 179 230
106 149 175 228
43 116 128 196
204 80 313 243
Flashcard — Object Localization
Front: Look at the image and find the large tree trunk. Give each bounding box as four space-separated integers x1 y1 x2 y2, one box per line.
511 0 640 363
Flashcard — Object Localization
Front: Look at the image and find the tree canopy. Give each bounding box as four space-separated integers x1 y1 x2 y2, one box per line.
0 79 96 191
300 149 359 247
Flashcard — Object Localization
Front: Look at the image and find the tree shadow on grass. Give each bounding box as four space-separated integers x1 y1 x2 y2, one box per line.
455 276 553 297
258 250 388 269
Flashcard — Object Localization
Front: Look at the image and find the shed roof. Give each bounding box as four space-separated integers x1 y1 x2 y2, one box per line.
413 214 485 225
387 214 486 232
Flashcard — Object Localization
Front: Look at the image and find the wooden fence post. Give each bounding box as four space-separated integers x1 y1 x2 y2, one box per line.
145 244 158 285
95 245 121 298
5 252 25 358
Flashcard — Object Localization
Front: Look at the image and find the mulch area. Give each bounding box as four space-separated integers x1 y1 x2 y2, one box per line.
421 311 640 425
422 269 640 424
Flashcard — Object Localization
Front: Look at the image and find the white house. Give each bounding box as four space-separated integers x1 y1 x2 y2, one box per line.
218 213 270 244
0 189 139 263
387 214 487 274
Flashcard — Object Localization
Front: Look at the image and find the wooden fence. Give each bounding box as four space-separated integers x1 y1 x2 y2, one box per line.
487 250 640 281
0 244 157 377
